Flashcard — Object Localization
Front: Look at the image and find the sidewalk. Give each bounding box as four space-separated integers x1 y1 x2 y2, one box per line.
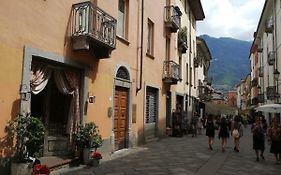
51 126 281 175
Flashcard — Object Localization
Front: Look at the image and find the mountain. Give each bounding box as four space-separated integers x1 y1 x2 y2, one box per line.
199 35 251 89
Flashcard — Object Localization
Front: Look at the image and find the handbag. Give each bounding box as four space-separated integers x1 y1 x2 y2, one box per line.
232 129 240 138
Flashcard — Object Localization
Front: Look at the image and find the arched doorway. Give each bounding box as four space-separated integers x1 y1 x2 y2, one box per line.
114 66 131 150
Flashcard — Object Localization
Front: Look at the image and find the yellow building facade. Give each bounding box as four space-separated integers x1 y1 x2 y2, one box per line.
0 0 204 168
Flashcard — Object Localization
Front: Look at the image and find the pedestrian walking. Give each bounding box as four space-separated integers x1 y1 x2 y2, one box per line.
251 116 265 161
191 112 199 137
218 117 230 152
231 115 243 152
267 117 281 164
172 108 183 137
205 115 215 150
197 116 204 135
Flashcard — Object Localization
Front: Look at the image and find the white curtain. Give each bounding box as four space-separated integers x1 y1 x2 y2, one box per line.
54 69 80 145
30 64 52 94
30 64 81 147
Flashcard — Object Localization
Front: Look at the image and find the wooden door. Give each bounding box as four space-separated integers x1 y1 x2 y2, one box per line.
114 86 128 150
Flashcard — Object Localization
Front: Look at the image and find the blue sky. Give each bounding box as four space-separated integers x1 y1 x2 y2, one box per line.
197 0 265 41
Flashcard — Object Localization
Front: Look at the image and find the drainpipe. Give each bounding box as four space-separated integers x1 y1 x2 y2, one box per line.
136 0 144 94
273 0 279 103
188 9 193 115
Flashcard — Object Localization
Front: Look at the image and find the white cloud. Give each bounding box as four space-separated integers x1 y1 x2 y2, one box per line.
197 0 265 41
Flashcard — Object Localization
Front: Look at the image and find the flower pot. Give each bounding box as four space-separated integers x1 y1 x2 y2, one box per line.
91 158 100 167
11 162 32 175
83 148 91 165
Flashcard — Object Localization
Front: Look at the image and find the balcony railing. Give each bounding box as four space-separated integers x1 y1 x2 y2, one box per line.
268 51 275 65
266 86 276 100
164 6 182 33
163 60 180 84
71 1 117 58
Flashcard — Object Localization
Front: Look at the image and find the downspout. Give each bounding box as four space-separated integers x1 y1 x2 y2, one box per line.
273 0 279 102
136 0 144 94
188 9 192 115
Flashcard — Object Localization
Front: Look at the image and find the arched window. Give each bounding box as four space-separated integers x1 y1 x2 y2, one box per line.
116 66 130 80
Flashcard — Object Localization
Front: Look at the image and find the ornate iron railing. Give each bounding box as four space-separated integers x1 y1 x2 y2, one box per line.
164 6 181 32
71 1 116 49
163 60 180 84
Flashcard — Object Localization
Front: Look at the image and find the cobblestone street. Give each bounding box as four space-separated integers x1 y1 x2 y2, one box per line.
52 126 281 175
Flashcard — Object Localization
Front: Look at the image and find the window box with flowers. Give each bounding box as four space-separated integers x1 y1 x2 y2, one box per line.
74 122 103 165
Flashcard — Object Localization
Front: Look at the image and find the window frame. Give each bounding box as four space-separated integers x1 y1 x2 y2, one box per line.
117 0 128 39
147 18 154 57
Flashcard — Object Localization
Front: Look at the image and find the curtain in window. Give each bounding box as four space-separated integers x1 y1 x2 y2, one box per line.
31 64 81 146
30 64 51 94
54 69 80 144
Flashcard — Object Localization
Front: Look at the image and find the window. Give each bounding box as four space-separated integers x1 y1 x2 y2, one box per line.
117 0 128 38
190 67 192 86
147 19 154 56
186 63 189 84
165 37 170 60
179 56 182 80
193 67 196 88
145 87 158 123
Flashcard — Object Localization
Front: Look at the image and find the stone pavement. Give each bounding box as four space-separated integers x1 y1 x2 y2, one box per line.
51 126 281 175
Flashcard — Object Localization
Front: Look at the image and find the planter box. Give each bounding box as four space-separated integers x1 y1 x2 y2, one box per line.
11 162 32 175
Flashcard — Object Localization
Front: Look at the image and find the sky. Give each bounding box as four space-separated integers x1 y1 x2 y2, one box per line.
197 0 266 41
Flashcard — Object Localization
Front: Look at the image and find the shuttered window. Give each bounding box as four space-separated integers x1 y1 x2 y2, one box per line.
145 87 158 123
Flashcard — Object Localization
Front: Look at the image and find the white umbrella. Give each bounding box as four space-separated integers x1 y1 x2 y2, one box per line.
255 104 281 113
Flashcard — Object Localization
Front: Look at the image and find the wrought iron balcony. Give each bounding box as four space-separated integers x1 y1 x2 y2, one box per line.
71 1 117 58
266 86 276 100
164 6 182 33
163 60 180 84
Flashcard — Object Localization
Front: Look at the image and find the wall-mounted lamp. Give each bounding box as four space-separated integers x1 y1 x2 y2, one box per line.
88 92 95 103
20 84 30 101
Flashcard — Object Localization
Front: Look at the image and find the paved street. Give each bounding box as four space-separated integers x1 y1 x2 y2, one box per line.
52 126 281 175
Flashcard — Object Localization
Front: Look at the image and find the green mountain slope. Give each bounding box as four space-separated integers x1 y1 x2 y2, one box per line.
199 35 251 88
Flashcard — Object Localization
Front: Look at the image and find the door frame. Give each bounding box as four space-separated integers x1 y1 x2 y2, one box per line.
20 46 89 155
144 83 159 142
112 65 132 150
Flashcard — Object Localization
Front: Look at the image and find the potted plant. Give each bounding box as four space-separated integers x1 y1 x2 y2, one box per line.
74 122 103 165
177 26 188 53
6 113 45 175
90 151 102 167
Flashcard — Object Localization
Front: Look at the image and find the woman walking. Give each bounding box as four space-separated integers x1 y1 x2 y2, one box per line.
251 116 265 161
218 117 230 152
268 117 281 164
205 115 215 150
231 115 243 152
